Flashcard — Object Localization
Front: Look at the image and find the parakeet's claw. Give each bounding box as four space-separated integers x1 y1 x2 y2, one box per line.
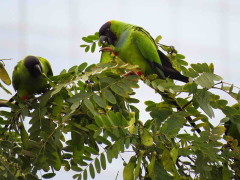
100 47 114 52
121 71 143 77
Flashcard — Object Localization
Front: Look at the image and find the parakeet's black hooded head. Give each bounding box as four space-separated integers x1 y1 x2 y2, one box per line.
99 21 116 45
24 56 43 77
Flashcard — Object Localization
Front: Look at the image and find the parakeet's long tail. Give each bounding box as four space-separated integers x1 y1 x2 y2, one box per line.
160 91 201 134
157 50 189 83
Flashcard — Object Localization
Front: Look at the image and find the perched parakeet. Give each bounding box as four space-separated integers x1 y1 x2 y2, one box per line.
99 20 188 82
225 104 240 143
12 56 53 100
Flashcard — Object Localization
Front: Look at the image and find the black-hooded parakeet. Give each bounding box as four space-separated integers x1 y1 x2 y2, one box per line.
12 55 53 100
225 104 240 143
99 20 188 82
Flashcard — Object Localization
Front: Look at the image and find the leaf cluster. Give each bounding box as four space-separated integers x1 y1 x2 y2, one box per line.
0 36 240 180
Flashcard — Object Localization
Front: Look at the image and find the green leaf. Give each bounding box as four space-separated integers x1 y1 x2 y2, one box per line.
80 44 88 47
78 62 88 72
96 136 111 146
222 165 231 180
208 62 214 73
195 72 222 89
85 46 90 52
187 68 199 78
95 158 101 174
106 148 113 163
183 82 197 94
191 63 207 73
84 98 96 114
170 147 178 163
71 166 83 172
0 82 12 94
82 37 92 43
92 94 107 108
102 89 117 104
220 117 230 123
84 146 99 155
134 151 143 179
100 77 116 84
161 112 187 136
1 140 13 149
210 126 226 141
83 169 87 180
123 156 136 180
94 115 103 127
176 54 185 59
42 173 56 179
86 124 98 131
141 129 153 147
87 34 99 41
110 84 127 97
100 153 106 170
0 62 11 85
147 154 156 179
196 89 215 118
117 81 133 94
0 110 14 118
154 160 173 180
67 92 92 103
91 42 96 53
155 35 162 43
77 174 82 180
89 164 95 179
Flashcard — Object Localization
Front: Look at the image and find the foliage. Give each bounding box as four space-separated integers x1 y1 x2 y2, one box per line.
0 34 240 180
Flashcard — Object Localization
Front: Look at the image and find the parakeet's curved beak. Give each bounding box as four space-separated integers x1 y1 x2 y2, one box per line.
100 35 108 45
33 64 42 76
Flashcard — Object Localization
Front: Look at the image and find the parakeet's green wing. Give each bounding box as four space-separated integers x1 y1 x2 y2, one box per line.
38 57 53 76
12 64 21 91
131 28 165 78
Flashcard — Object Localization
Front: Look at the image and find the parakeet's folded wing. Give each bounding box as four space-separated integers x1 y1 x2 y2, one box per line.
38 57 53 76
131 28 165 79
12 65 21 91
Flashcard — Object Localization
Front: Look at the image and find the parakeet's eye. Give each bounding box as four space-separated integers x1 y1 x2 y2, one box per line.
100 35 109 45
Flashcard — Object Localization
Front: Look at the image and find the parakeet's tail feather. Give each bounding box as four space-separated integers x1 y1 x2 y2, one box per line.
160 91 201 134
157 50 189 83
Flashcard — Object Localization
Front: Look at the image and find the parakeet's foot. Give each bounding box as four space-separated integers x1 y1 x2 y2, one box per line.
121 71 143 77
100 47 118 56
100 47 114 52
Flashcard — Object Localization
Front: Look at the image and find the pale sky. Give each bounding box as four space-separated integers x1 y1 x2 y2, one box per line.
1 0 240 179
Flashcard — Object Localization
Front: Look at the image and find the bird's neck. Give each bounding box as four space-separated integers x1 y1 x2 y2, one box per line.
111 21 132 38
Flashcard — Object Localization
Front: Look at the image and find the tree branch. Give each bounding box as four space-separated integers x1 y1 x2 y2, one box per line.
0 99 9 107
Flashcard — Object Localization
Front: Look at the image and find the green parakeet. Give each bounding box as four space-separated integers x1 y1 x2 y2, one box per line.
225 104 240 143
12 55 53 100
99 20 188 82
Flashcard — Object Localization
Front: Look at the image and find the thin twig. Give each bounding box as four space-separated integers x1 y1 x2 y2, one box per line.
214 81 240 90
0 99 9 107
182 100 193 110
115 171 119 180
176 157 191 177
0 58 12 61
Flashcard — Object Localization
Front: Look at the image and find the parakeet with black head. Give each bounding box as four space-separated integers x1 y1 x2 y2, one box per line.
12 55 53 100
99 20 188 83
225 104 240 143
98 20 203 134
